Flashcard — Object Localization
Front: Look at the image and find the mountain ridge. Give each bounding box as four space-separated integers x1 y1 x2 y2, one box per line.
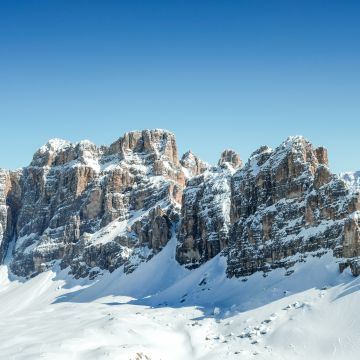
1 129 360 281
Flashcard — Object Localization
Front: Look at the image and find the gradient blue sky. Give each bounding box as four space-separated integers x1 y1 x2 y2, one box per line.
1 0 359 172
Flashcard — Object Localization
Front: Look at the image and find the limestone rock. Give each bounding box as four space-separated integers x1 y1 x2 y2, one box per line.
226 137 360 277
218 149 242 170
180 151 209 178
0 169 22 261
6 129 188 278
176 135 360 278
176 165 232 268
2 131 360 280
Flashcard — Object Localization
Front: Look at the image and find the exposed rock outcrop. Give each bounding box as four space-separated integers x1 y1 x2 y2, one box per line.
176 151 241 268
177 136 360 278
0 170 11 260
180 150 209 178
6 130 188 278
1 131 360 280
176 167 232 268
218 149 242 170
0 169 22 261
226 137 359 277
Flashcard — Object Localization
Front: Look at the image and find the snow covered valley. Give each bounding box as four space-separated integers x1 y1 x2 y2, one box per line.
1 237 360 360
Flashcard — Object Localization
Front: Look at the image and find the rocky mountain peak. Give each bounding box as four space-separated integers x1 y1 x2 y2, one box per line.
0 129 192 278
315 146 328 166
239 136 329 186
31 138 71 167
108 129 179 166
218 149 242 171
274 135 328 171
248 145 272 166
31 138 99 169
180 150 209 178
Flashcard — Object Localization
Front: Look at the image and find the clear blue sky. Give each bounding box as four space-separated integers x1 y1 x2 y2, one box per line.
0 0 359 173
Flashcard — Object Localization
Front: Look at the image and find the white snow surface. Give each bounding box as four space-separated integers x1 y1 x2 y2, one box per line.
1 236 360 360
40 138 71 154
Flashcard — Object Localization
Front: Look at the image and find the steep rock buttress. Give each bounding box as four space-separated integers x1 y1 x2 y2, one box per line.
1 131 360 279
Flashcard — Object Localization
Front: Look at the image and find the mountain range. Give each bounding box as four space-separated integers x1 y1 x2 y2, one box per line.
1 129 359 279
1 129 360 359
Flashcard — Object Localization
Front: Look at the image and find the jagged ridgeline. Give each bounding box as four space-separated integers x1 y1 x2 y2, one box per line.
0 129 359 279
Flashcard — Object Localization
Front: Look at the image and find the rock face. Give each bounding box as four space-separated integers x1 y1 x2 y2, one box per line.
177 136 360 278
0 170 21 261
3 130 191 278
180 150 209 178
1 130 360 279
176 151 241 268
0 170 11 260
218 149 242 170
226 137 359 277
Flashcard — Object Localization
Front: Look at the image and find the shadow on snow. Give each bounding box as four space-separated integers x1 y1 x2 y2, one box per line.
51 241 358 320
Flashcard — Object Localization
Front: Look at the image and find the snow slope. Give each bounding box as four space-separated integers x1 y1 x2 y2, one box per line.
1 237 360 360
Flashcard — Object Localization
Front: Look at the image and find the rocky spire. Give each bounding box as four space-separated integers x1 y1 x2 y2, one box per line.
180 150 209 178
218 149 242 170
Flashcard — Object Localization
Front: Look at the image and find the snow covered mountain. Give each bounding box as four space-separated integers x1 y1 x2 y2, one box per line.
1 129 359 279
1 129 360 359
1 130 187 278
